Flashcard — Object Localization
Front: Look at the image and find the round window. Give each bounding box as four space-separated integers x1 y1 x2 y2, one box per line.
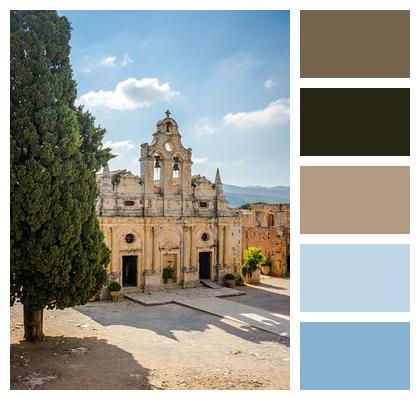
125 234 135 244
201 232 209 242
164 142 173 152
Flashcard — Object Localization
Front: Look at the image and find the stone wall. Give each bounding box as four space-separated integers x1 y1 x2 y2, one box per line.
240 204 290 277
99 215 241 290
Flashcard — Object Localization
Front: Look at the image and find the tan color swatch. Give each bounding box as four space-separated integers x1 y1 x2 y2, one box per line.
301 11 410 78
300 167 410 234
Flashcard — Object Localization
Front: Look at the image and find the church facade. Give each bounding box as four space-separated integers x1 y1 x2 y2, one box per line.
96 112 242 290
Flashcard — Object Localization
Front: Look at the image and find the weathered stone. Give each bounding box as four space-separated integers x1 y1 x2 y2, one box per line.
239 204 290 277
96 112 241 291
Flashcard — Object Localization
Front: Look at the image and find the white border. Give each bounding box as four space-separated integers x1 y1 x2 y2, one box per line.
2 1 419 399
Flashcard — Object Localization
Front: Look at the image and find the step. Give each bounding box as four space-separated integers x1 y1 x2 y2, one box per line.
199 279 222 289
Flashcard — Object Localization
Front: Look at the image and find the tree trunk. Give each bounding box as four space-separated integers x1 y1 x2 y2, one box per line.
23 306 45 342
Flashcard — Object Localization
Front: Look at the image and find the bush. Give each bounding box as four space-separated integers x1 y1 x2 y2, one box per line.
108 281 121 292
243 246 266 268
224 273 235 281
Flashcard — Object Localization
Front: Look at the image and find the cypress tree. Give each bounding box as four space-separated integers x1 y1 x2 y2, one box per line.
11 11 113 341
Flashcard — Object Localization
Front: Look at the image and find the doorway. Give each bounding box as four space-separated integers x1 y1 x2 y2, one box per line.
199 252 211 279
122 255 137 287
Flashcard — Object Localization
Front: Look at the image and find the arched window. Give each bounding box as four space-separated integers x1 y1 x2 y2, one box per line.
255 211 262 227
172 156 180 178
166 122 171 133
268 213 275 227
153 154 161 181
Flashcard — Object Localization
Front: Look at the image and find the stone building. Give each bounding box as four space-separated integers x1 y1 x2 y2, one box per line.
96 111 241 290
240 204 290 277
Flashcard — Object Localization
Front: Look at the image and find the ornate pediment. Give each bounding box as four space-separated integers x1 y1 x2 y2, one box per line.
160 240 180 250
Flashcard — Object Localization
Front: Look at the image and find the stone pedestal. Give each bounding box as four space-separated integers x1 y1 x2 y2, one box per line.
144 270 162 291
110 271 120 283
243 269 260 284
182 267 200 288
216 264 228 285
99 286 111 301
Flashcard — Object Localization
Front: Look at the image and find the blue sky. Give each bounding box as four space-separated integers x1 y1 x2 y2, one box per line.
60 11 290 187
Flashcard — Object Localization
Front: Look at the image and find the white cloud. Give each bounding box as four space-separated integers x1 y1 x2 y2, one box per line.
223 98 290 128
78 77 179 110
192 157 209 165
192 117 217 136
78 53 133 73
121 53 133 66
100 56 117 67
103 140 135 150
216 51 264 76
264 79 277 88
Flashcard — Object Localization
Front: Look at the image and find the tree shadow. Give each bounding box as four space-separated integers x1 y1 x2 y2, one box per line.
229 284 290 316
11 335 153 390
254 282 289 291
75 301 288 346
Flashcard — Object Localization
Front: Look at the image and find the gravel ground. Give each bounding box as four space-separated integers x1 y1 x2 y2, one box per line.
10 298 289 390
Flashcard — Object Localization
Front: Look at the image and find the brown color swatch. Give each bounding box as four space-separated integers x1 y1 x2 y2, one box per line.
300 11 410 78
300 167 410 234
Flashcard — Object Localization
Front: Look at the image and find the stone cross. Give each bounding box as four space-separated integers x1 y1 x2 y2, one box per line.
165 110 171 118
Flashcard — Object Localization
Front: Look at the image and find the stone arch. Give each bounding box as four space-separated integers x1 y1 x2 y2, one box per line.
193 225 216 247
114 226 144 251
113 226 144 287
158 227 182 284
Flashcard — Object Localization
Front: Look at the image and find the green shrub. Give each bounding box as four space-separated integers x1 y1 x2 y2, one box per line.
243 246 266 268
224 273 235 281
108 281 121 292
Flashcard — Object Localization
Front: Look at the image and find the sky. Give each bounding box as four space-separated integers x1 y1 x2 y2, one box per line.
60 11 290 187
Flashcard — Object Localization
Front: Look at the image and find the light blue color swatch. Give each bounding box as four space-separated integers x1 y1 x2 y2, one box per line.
301 244 410 312
300 322 410 390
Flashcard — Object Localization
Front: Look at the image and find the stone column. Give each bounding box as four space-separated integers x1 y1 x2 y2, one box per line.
218 225 224 267
223 226 227 266
189 226 194 267
152 226 160 272
110 226 120 282
161 158 173 195
183 226 190 269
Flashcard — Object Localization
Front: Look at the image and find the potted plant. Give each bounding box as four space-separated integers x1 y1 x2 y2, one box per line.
260 259 272 276
241 246 264 284
224 273 236 288
108 281 122 301
163 267 175 284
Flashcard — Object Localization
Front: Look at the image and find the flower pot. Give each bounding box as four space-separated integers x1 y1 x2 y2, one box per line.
261 265 271 276
243 269 260 284
225 279 236 288
110 291 120 301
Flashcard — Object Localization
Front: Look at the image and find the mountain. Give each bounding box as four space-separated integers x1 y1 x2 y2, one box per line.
223 184 290 208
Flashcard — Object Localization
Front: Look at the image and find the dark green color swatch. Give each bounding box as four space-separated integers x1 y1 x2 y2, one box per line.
300 88 410 156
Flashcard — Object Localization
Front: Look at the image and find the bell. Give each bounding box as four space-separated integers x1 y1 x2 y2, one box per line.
173 163 180 171
154 155 161 168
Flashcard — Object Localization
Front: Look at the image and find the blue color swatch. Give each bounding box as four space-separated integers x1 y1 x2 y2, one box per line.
300 322 410 389
300 244 410 312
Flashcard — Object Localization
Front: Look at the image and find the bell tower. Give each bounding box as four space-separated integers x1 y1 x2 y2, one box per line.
140 111 193 216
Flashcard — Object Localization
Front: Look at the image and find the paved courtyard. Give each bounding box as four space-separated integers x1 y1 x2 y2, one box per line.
10 278 290 390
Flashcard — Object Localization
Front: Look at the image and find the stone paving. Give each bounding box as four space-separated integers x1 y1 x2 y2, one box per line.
125 285 290 337
125 286 244 305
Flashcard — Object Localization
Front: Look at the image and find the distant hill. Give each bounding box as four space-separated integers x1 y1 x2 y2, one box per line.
223 184 290 208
